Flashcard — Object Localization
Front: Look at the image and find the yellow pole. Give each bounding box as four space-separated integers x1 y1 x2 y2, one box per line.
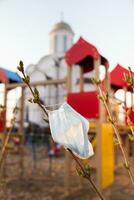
94 57 102 189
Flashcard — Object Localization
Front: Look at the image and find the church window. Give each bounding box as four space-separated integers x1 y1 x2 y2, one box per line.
63 35 67 52
55 35 58 52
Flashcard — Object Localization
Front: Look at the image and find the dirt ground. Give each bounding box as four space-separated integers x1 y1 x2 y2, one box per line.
0 148 134 200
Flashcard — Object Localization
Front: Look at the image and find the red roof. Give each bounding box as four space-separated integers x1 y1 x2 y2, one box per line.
0 68 8 83
65 37 109 73
0 68 21 84
110 64 133 90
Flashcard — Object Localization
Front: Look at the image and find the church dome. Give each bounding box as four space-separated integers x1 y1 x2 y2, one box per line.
50 21 74 34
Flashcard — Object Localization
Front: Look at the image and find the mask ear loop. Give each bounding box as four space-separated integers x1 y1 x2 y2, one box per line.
45 102 66 113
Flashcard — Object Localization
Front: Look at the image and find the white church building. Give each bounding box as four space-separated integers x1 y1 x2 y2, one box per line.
24 20 95 127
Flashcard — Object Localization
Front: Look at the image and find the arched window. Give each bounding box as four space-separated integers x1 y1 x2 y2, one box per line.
55 35 58 52
63 35 67 52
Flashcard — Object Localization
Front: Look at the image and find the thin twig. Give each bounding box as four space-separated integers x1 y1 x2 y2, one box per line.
68 149 105 200
96 83 134 186
21 71 49 118
124 67 134 140
124 108 134 140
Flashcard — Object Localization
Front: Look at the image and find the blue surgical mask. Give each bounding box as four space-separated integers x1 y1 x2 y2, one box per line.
47 102 94 159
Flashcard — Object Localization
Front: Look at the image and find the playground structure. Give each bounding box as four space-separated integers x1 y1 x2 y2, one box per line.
0 37 134 191
65 37 114 189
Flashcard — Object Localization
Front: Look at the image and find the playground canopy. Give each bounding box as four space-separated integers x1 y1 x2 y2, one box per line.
65 37 109 73
65 37 109 119
110 64 133 91
0 68 21 83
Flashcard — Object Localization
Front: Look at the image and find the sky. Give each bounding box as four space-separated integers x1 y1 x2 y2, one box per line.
0 0 134 72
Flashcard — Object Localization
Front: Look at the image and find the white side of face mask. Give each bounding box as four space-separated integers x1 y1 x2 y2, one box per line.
48 102 94 159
